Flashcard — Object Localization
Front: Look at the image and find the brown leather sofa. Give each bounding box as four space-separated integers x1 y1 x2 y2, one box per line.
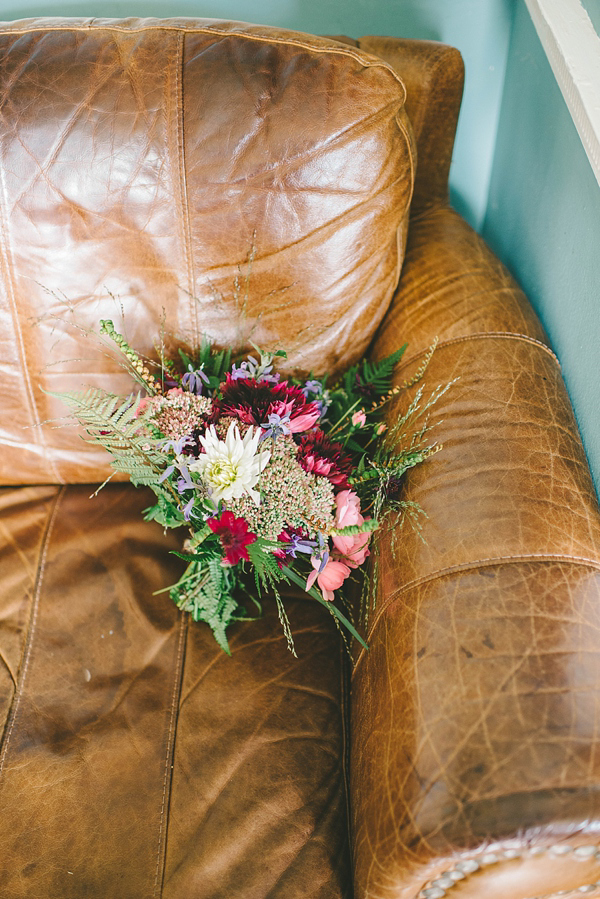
1 18 600 899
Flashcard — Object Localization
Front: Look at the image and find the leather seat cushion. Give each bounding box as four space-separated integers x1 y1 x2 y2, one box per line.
0 483 351 898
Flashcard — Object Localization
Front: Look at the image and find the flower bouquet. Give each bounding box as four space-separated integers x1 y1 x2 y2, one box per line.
56 320 443 655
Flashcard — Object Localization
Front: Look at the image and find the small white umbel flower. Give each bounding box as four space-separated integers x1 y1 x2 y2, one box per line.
190 422 270 505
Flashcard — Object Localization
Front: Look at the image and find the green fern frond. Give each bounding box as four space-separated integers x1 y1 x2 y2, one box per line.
246 538 286 595
361 343 407 394
171 560 240 655
52 387 168 490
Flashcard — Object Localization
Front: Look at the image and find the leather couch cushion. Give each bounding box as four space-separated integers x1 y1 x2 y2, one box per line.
0 483 351 898
0 18 414 484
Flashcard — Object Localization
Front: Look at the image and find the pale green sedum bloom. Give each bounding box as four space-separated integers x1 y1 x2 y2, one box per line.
190 422 270 506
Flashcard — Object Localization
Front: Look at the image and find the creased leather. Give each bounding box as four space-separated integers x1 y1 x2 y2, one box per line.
0 485 60 741
358 37 464 217
2 21 600 899
0 484 350 898
0 17 413 485
351 204 600 897
162 597 350 899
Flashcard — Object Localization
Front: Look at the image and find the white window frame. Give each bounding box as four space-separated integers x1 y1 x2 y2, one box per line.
524 0 600 187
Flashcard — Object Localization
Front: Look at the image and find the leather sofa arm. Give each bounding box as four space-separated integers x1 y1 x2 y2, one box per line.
350 206 600 897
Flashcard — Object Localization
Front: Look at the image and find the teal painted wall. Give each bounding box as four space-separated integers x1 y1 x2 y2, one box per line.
0 0 514 231
483 1 600 493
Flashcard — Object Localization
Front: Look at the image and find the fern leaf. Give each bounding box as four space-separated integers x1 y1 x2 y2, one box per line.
54 387 167 488
361 344 407 393
171 560 240 655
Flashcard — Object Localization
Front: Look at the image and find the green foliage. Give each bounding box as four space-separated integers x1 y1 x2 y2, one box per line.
53 387 168 489
330 519 379 537
246 537 286 595
321 344 408 447
171 559 240 654
143 494 186 529
359 344 407 393
181 335 232 391
282 566 368 652
341 343 407 400
245 538 296 655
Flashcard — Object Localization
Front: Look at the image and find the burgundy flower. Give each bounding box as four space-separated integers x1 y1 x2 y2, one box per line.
296 430 354 487
219 375 320 433
207 510 257 565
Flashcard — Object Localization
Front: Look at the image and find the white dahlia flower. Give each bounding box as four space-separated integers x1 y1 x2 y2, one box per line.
190 423 270 506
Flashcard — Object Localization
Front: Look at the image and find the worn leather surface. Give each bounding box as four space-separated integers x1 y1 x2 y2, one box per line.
0 17 413 485
350 205 600 897
0 484 350 898
3 21 600 899
358 37 464 217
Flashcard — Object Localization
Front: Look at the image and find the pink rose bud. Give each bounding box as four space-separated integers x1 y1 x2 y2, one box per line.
351 410 366 428
341 532 370 568
308 558 351 602
376 422 387 435
333 490 364 555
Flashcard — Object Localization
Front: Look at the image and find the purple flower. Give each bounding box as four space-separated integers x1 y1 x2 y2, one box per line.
231 361 252 380
176 461 197 494
302 379 322 398
285 534 317 559
159 464 175 483
160 435 195 455
301 379 330 415
311 533 330 572
183 496 197 521
182 365 210 394
231 355 280 384
259 412 291 441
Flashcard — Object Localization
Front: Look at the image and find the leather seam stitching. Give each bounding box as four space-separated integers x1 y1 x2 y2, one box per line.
396 110 416 218
0 24 407 99
396 331 560 371
0 486 65 779
339 639 353 863
153 612 189 898
353 554 600 672
173 31 197 344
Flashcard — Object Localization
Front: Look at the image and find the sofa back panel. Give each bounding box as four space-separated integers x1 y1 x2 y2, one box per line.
359 36 464 217
0 18 414 486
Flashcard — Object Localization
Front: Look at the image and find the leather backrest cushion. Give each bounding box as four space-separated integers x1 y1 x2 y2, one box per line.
0 18 414 485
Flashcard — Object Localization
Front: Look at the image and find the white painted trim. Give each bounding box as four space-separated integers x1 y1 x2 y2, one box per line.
524 0 600 187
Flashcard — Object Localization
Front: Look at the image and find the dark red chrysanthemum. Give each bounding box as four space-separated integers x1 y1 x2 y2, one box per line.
296 430 354 487
218 375 320 433
207 510 257 565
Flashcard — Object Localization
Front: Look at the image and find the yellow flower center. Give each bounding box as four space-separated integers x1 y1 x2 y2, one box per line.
205 458 239 490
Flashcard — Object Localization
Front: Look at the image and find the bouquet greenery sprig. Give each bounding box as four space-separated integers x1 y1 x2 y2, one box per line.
57 321 443 655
